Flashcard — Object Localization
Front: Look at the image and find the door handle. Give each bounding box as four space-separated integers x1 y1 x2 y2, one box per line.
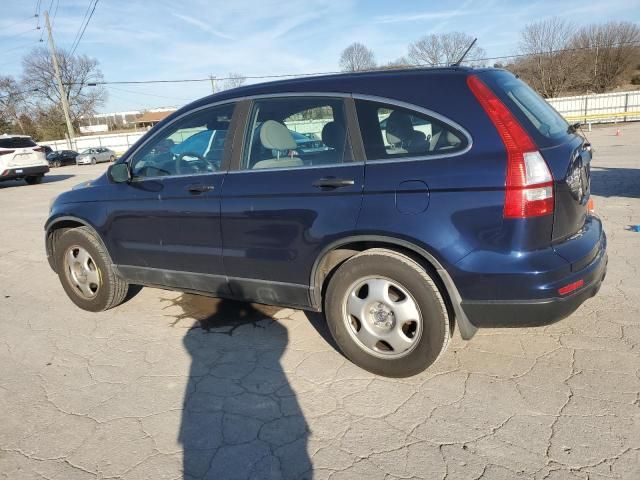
312 177 355 189
187 184 215 194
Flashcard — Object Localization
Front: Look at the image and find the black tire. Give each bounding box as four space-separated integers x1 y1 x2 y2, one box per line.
25 175 43 185
53 160 62 168
109 155 115 162
324 249 450 377
54 226 129 312
91 157 97 165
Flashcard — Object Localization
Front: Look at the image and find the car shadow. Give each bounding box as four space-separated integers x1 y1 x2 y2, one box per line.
0 174 74 189
590 167 640 199
169 294 313 479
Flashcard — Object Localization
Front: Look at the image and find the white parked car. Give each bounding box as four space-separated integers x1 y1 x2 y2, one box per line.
0 134 49 185
76 147 116 165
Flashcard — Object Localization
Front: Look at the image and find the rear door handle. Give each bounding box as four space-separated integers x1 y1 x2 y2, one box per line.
312 177 355 189
187 184 215 194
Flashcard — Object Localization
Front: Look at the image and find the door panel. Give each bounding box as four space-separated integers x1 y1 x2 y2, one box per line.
221 165 363 306
106 102 237 294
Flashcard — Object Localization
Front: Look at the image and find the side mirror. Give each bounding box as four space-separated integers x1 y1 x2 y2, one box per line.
108 163 131 183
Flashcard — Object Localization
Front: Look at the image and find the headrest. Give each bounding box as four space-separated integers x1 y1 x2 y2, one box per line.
386 111 414 145
321 121 345 150
260 120 296 151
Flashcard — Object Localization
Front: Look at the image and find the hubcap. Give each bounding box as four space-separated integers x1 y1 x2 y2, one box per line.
64 246 101 298
342 276 422 358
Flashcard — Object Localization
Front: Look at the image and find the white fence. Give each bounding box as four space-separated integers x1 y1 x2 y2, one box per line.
548 90 640 124
41 131 147 155
41 89 640 154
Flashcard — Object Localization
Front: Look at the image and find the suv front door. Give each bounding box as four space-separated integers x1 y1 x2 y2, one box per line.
106 102 237 295
220 96 364 307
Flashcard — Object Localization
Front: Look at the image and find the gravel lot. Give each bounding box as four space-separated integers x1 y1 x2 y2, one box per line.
1 123 638 479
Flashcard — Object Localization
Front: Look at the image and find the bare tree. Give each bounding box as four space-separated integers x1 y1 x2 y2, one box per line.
222 72 247 91
408 32 485 67
515 18 578 97
339 42 376 72
573 21 640 92
0 76 28 134
380 57 412 70
21 47 107 128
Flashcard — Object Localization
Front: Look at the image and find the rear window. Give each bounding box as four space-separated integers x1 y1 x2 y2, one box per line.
0 137 37 149
479 70 571 147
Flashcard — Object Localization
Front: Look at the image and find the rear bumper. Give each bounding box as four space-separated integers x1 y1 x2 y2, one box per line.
0 164 49 180
461 230 607 328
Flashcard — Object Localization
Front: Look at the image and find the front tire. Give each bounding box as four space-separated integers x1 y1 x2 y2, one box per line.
91 157 97 165
54 227 129 312
324 249 450 377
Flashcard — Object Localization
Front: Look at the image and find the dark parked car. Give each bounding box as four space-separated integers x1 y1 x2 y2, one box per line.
47 150 78 168
45 67 606 377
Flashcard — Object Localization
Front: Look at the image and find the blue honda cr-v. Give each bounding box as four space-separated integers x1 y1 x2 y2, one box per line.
46 67 607 377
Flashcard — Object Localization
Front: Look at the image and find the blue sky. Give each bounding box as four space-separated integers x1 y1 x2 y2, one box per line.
2 0 639 113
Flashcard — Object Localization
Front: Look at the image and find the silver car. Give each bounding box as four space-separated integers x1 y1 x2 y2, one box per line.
76 147 116 165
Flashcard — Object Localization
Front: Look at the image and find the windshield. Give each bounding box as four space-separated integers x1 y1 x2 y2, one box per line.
479 70 571 147
80 149 92 154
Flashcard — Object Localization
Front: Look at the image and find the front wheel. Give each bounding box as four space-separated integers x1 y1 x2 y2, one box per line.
109 155 115 162
54 227 130 312
53 159 62 168
324 249 450 377
90 157 97 165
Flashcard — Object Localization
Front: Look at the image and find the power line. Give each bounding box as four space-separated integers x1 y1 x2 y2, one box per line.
68 40 640 87
3 27 40 41
106 85 193 102
0 88 39 100
69 0 99 56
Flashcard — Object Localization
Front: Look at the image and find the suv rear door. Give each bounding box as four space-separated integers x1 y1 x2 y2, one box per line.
220 96 364 307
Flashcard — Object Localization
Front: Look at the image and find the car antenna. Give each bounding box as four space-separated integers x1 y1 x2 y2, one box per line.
452 38 477 67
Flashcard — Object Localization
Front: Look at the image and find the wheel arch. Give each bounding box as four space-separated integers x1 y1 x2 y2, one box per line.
45 216 112 273
310 235 478 339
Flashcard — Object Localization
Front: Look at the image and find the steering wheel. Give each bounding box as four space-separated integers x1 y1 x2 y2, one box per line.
175 152 215 175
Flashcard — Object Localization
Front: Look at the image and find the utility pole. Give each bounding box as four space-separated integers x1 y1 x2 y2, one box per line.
44 11 75 150
209 75 216 94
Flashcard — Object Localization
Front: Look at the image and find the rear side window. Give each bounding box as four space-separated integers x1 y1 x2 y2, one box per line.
0 137 36 148
355 100 468 161
242 97 352 170
479 71 570 147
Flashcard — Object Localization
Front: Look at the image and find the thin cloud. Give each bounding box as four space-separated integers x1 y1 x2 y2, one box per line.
172 13 234 40
373 10 469 24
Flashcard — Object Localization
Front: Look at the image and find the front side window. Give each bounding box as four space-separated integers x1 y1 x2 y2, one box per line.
242 97 352 170
355 100 468 160
131 103 235 179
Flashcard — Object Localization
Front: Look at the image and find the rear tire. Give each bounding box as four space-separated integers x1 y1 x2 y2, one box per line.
25 175 43 185
324 249 450 377
54 227 129 312
109 155 115 162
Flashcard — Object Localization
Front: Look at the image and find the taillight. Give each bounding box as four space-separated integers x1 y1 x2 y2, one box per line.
0 150 15 156
467 75 554 219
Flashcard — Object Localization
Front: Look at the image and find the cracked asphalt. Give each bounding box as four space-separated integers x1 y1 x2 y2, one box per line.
1 123 639 479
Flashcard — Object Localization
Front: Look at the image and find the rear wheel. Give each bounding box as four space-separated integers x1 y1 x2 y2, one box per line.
109 155 115 162
54 227 129 312
25 175 43 185
324 249 450 377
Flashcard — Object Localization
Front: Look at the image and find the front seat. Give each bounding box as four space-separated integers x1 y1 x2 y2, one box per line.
385 111 427 154
252 120 304 169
